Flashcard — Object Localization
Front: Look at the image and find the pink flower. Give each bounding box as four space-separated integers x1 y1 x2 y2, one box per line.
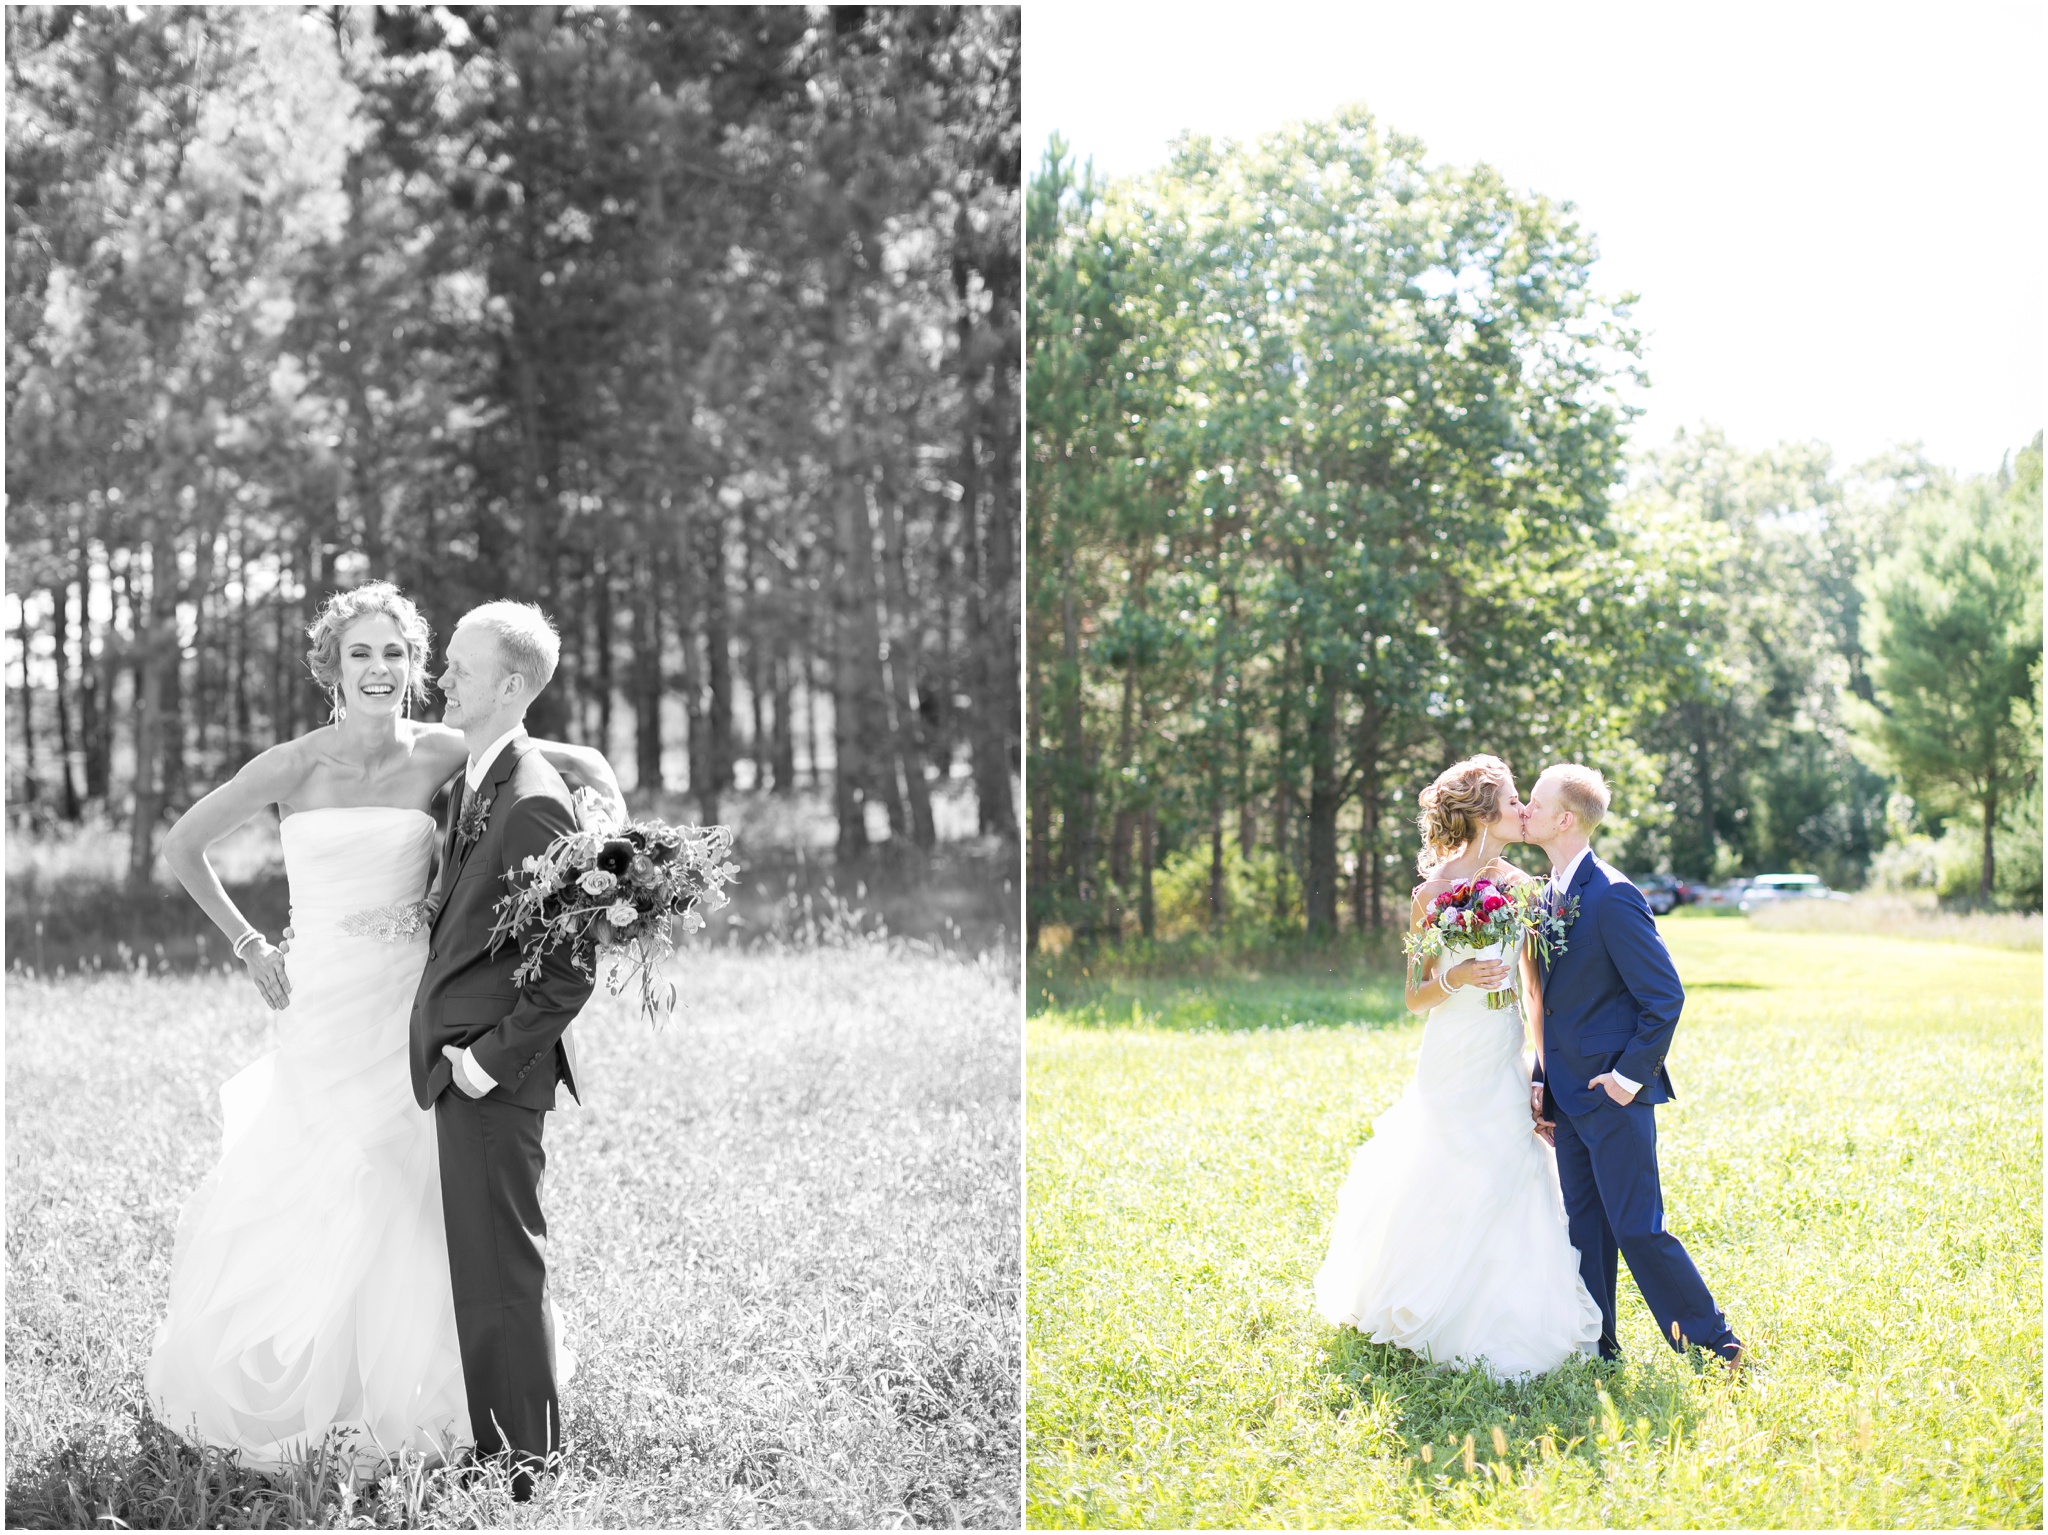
1481 893 1508 914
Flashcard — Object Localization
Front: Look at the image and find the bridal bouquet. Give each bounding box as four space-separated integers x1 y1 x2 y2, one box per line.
1404 877 1557 1010
488 788 739 1024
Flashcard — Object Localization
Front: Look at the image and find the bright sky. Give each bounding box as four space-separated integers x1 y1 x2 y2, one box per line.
1025 0 2045 477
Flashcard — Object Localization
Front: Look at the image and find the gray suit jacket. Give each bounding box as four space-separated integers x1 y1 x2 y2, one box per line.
408 739 589 1111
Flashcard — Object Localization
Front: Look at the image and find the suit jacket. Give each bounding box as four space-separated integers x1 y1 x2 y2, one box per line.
409 738 590 1112
1534 853 1681 1119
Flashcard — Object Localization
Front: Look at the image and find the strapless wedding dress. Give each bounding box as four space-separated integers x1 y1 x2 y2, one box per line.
1313 954 1603 1379
145 807 470 1469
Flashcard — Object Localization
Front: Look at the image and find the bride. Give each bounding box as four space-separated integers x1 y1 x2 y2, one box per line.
1313 753 1602 1379
144 581 620 1471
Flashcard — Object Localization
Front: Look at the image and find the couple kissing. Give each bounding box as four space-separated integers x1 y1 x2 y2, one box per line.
1314 755 1745 1379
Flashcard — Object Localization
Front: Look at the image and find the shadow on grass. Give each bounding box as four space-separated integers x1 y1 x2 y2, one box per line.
1318 1330 1709 1479
7 1409 373 1529
1689 981 1770 991
1032 971 1412 1033
1030 935 1417 1033
4 1405 555 1530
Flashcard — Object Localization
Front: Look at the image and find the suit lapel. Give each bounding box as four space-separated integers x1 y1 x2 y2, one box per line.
429 776 466 922
1543 853 1600 981
481 735 527 801
454 736 528 883
429 737 529 930
1568 851 1600 907
1560 854 1599 950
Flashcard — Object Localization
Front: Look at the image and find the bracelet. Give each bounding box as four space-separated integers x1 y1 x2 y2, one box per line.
1440 963 1462 993
232 929 265 960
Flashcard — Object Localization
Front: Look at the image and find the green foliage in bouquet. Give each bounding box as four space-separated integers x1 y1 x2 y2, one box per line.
489 789 740 1023
1402 878 1574 1010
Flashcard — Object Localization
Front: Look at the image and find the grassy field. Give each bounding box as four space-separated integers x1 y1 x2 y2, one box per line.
1744 895 2041 951
6 944 1021 1529
1026 924 2041 1528
6 824 1016 976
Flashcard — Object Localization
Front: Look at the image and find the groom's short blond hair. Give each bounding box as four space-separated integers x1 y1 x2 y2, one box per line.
1544 764 1611 829
458 601 560 696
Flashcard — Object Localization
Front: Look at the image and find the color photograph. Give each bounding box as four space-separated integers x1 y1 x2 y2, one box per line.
1025 2 2041 1526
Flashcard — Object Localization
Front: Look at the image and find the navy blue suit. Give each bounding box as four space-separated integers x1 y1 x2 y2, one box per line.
1535 854 1737 1360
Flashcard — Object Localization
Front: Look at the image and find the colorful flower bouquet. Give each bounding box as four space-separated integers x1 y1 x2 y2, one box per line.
1403 877 1569 1010
488 788 739 1024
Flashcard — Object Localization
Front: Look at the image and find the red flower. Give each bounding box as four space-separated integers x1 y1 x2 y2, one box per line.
1481 893 1508 914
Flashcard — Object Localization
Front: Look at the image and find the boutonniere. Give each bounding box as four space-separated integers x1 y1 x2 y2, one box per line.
457 790 495 849
1525 888 1581 969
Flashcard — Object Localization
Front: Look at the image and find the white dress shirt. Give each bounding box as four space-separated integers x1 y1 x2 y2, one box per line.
1550 845 1640 1098
447 726 528 1099
465 725 528 795
1548 844 1592 903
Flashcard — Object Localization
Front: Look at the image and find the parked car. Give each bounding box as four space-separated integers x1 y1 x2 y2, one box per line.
1634 874 1684 915
1693 878 1751 910
1737 873 1849 910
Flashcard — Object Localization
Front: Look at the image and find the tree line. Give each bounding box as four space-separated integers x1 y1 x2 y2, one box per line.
6 4 1021 883
1025 114 2040 950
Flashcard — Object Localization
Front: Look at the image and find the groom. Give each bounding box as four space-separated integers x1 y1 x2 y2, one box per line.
409 600 591 1497
1519 764 1746 1371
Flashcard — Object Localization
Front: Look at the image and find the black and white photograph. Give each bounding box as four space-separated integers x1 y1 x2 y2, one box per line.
5 6 1021 1527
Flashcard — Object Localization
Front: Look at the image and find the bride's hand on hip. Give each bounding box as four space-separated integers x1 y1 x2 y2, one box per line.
241 938 292 1010
1446 956 1510 990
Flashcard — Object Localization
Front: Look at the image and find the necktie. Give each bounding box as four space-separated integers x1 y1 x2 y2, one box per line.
432 777 467 914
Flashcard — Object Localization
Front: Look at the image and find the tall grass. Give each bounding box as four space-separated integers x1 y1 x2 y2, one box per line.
1739 895 2042 950
5 805 1016 976
1027 926 2041 1527
6 944 1021 1528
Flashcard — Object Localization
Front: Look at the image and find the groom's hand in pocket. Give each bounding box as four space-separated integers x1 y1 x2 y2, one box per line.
1588 1071 1637 1105
442 1043 489 1099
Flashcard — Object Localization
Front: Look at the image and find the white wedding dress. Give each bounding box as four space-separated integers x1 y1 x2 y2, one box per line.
146 807 470 1470
1313 945 1603 1379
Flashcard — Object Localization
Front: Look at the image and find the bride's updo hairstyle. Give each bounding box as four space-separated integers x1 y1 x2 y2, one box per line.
1416 754 1513 876
305 581 434 715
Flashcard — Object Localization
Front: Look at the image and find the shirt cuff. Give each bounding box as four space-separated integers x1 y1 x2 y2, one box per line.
457 1046 499 1096
1611 1067 1641 1096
